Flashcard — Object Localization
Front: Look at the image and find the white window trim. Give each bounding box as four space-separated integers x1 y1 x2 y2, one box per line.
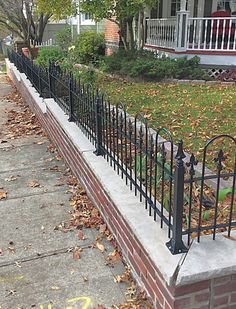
80 13 96 25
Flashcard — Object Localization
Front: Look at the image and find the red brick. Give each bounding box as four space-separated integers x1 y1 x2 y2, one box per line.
133 250 147 278
150 272 174 307
116 232 130 256
141 272 160 303
146 272 165 306
127 251 141 277
173 280 210 297
231 292 236 303
194 291 210 303
214 295 229 307
119 230 134 254
214 282 236 295
140 249 164 282
174 296 192 309
164 300 172 309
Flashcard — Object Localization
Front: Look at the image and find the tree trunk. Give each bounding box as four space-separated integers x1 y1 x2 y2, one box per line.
119 19 128 50
127 18 135 50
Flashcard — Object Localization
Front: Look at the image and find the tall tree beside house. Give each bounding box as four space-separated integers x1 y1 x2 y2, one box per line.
37 0 157 50
0 0 51 54
80 0 157 50
37 0 77 20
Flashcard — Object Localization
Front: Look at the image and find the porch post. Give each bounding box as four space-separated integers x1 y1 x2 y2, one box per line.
175 0 189 52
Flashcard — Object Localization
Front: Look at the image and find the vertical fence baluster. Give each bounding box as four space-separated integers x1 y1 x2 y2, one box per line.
145 123 148 209
149 135 154 216
112 107 116 170
94 94 104 156
213 150 225 240
128 119 133 191
161 143 166 228
68 73 74 122
186 154 198 246
116 105 120 175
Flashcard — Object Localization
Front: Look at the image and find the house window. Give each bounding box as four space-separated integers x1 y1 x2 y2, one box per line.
170 0 188 16
83 13 93 21
81 12 95 25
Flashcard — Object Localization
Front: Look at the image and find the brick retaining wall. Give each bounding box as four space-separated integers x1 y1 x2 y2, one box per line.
7 60 236 309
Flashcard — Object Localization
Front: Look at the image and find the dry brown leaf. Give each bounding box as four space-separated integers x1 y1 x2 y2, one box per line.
0 191 7 200
28 180 40 188
96 242 105 253
51 286 60 291
78 230 86 240
73 247 82 260
8 246 16 254
99 224 107 234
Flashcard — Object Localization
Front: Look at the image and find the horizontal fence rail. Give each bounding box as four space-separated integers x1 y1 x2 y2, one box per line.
8 50 236 255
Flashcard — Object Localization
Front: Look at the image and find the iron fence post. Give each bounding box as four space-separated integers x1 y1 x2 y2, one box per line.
48 62 53 97
68 73 74 122
38 67 42 96
166 140 188 255
94 95 104 156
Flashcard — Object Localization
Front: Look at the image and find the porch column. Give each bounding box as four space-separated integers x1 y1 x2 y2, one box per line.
175 0 189 51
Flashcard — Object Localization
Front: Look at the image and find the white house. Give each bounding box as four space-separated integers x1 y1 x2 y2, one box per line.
144 0 236 65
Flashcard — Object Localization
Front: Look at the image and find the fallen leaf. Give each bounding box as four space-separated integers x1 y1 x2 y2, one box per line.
78 230 86 240
73 247 82 260
82 276 88 282
99 224 107 234
8 246 16 254
4 176 18 182
0 191 7 200
15 261 21 268
96 242 105 253
28 180 40 188
51 286 60 291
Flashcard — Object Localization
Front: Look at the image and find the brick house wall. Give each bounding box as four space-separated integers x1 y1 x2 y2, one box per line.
105 19 120 55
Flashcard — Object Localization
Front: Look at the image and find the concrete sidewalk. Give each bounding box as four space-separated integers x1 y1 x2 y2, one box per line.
0 76 128 309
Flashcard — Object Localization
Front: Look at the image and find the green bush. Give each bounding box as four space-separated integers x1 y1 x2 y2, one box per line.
99 52 205 81
74 32 105 64
35 47 64 68
174 56 203 79
129 58 176 80
56 25 73 53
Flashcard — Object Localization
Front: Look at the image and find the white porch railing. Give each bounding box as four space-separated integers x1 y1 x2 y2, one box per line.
30 38 55 48
187 17 236 51
146 19 176 49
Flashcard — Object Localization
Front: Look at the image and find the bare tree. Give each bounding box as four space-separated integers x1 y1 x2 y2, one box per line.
0 0 51 49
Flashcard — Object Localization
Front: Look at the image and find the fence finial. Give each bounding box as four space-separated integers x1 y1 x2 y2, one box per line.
175 140 186 160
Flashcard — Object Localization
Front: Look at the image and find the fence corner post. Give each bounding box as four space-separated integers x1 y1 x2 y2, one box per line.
166 140 188 255
68 73 74 122
94 94 104 156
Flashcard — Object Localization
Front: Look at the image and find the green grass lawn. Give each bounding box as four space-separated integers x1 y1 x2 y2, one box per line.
98 77 236 170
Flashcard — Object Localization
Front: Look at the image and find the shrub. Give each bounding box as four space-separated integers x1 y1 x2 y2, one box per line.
174 56 203 79
130 58 176 80
35 47 64 68
56 25 73 53
74 32 105 64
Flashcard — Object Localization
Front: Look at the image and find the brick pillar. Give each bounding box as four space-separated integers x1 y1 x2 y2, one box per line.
105 19 120 55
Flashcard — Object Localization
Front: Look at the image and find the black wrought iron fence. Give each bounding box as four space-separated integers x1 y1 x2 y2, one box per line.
8 50 236 255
